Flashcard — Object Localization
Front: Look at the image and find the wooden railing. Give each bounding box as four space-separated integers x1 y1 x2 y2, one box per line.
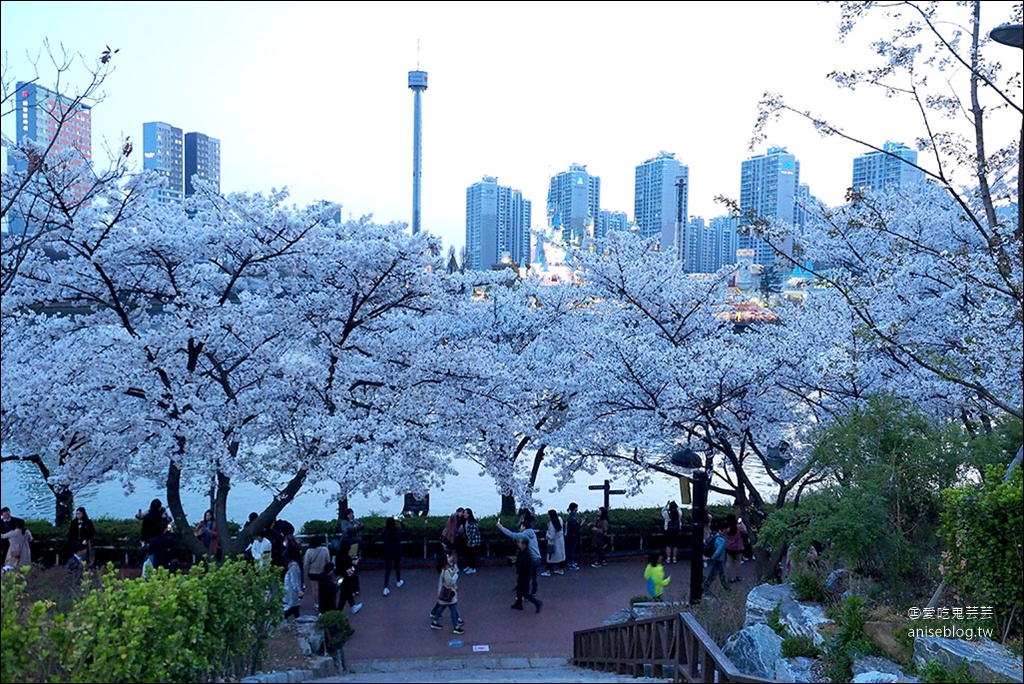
574 610 773 683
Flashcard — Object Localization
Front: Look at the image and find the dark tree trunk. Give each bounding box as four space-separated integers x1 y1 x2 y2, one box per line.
500 494 517 517
55 486 74 528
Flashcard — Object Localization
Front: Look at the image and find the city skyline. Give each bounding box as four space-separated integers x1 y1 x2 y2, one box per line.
2 2 1018 253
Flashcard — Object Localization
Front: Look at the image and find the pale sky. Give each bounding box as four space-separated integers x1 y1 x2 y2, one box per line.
1 1 1018 252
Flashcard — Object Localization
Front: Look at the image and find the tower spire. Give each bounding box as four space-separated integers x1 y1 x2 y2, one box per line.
408 54 428 235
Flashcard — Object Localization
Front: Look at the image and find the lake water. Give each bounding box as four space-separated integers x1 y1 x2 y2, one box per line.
1 457 766 526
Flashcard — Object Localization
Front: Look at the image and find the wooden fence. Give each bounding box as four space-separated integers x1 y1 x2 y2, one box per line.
574 610 773 683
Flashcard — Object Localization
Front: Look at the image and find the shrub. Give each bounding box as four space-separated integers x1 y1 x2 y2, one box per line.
1 560 282 683
781 634 821 658
822 595 876 683
918 660 975 683
940 465 1023 641
689 588 748 647
791 566 830 603
316 610 353 652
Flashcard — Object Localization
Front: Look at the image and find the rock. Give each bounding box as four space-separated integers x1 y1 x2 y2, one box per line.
864 621 913 663
630 601 685 622
775 656 818 682
604 608 633 626
825 568 849 593
744 582 795 628
913 636 1023 683
851 673 899 683
723 623 783 680
779 598 832 646
851 655 920 681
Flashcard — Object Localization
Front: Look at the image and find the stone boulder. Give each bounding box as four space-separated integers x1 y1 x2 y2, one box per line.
604 608 633 626
913 636 1023 683
825 568 849 594
852 655 918 682
744 582 795 628
779 597 832 646
722 623 783 680
851 673 899 683
774 656 818 683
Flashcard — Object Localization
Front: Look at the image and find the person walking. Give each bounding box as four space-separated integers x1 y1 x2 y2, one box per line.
380 516 407 595
702 524 729 595
303 536 331 610
644 552 671 600
511 538 543 613
541 509 566 576
461 508 481 574
565 502 585 570
430 551 464 634
335 543 363 615
282 534 304 618
497 518 541 596
723 513 747 583
662 500 682 564
590 506 610 568
317 562 339 614
67 506 96 566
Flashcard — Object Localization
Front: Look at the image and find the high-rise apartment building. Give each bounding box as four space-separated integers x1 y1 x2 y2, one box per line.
597 210 629 240
143 121 184 203
8 82 92 234
851 141 923 193
465 176 531 271
708 214 741 272
547 164 600 246
739 147 800 269
184 132 221 196
634 152 689 259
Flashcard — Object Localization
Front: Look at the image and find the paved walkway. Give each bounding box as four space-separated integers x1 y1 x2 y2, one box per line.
315 554 667 662
297 550 754 669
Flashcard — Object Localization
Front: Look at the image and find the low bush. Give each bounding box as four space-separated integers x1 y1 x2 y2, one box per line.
781 634 821 658
1 560 282 683
918 660 975 683
316 610 353 652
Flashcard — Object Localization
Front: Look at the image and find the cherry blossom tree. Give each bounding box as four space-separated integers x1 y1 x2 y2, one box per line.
751 0 1022 425
2 173 455 556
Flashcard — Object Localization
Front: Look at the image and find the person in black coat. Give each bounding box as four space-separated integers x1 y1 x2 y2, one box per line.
67 506 96 565
317 562 339 614
380 516 406 596
511 538 542 613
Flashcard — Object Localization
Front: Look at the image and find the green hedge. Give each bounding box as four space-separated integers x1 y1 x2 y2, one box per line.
301 505 710 560
1 561 281 683
21 504 723 568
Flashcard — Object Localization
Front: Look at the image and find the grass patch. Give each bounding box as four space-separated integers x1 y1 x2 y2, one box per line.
690 586 749 647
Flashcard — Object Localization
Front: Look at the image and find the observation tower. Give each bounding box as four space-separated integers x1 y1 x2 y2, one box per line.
408 69 428 234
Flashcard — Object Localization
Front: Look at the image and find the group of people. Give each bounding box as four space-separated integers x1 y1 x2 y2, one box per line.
3 505 96 580
702 510 751 595
3 496 762 622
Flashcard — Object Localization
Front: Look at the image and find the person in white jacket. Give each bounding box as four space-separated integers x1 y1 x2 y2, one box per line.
541 509 566 576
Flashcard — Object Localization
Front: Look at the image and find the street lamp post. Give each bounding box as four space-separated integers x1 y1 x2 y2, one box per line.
688 469 710 604
670 446 712 604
